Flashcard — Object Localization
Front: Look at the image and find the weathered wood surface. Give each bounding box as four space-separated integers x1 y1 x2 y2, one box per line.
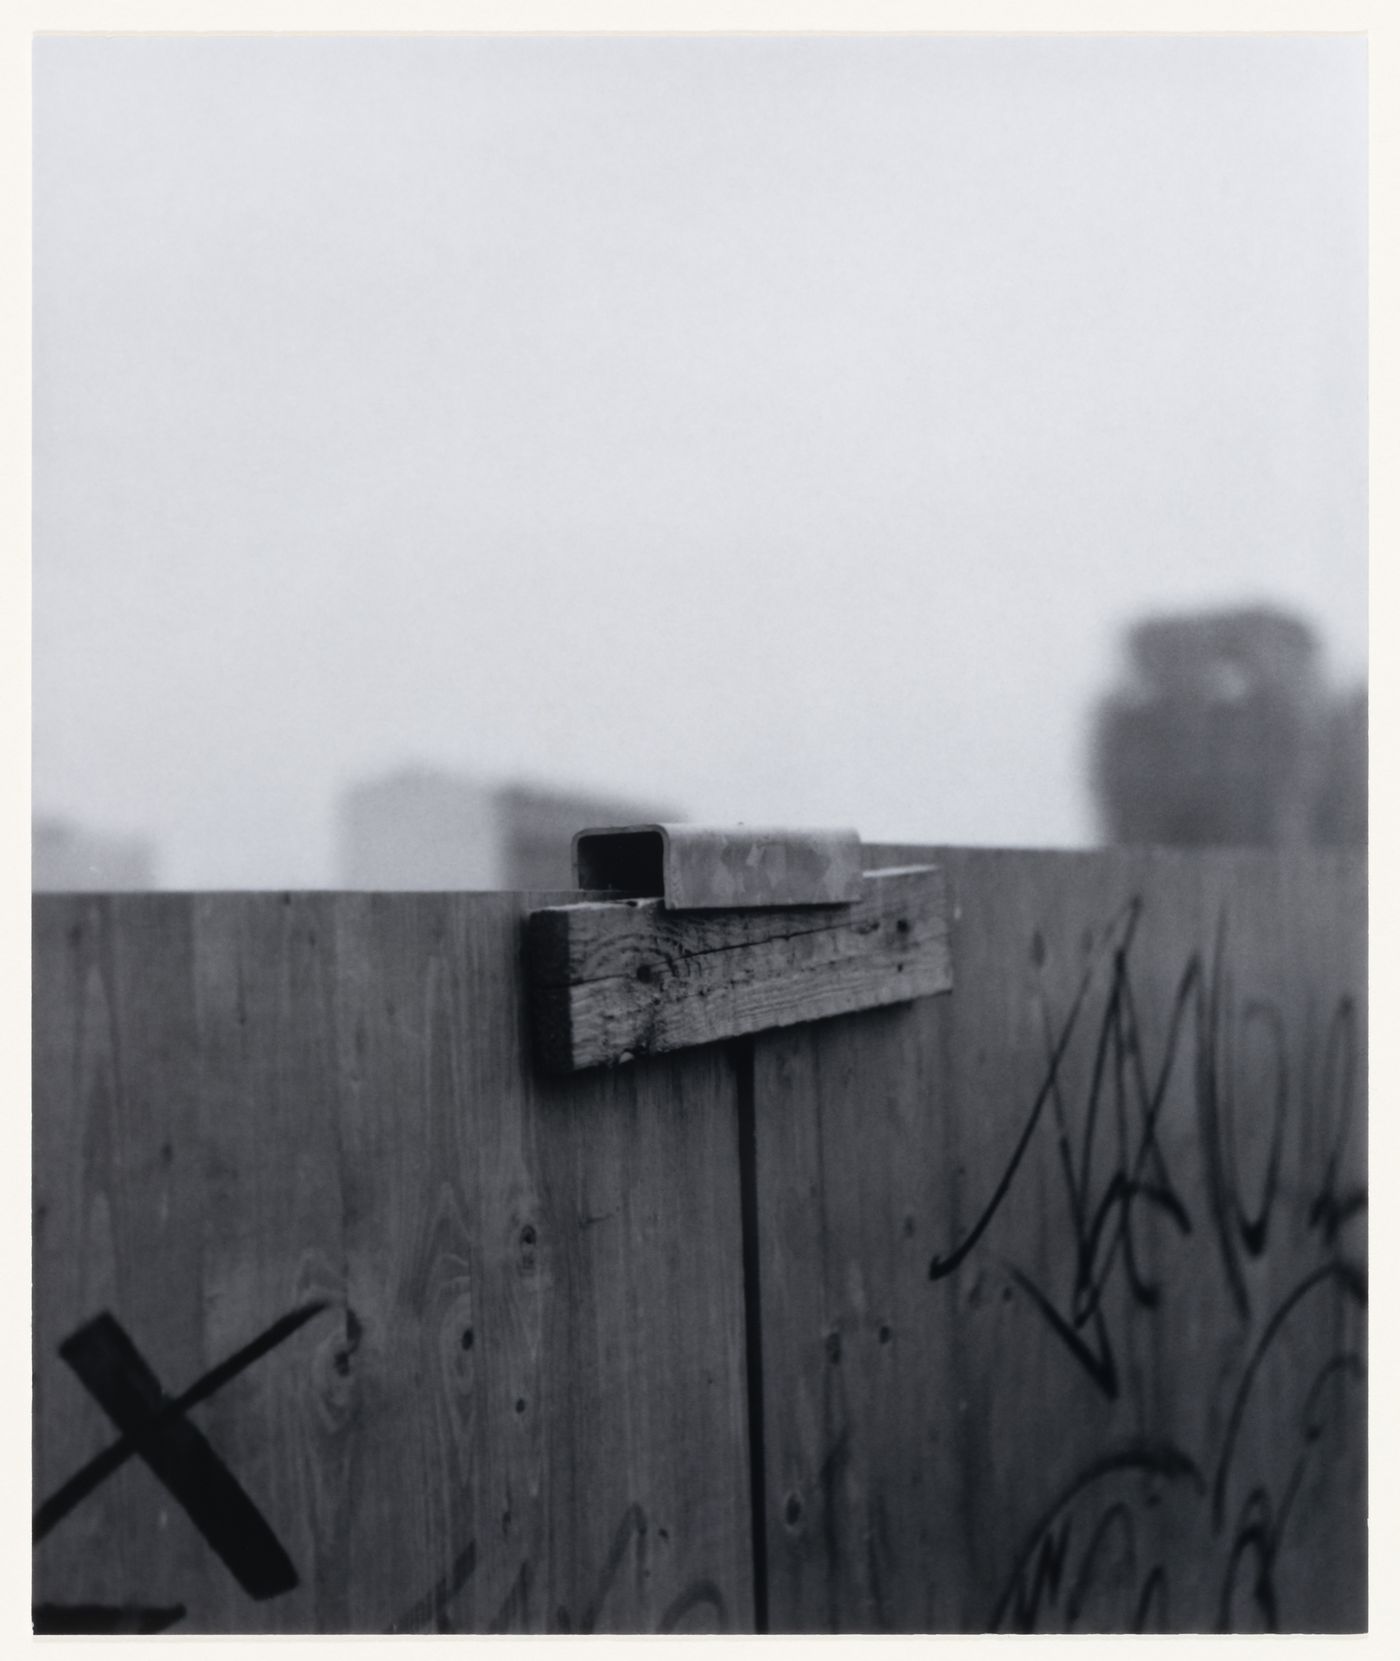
33 848 1366 1634
529 866 951 1072
750 846 1366 1632
33 891 752 1634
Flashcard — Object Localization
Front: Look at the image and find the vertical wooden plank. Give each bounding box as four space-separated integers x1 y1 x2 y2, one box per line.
751 847 1365 1633
185 892 351 1633
33 890 752 1633
32 896 212 1632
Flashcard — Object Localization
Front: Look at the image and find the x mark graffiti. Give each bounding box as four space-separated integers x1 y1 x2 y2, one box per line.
33 1301 328 1631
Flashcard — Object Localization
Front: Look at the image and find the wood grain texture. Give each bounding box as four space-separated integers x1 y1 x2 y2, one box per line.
529 866 951 1072
33 849 1365 1635
750 846 1366 1634
33 891 752 1634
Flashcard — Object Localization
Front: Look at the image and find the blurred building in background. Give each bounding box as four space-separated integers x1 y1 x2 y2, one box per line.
1311 686 1368 847
1091 605 1366 848
339 767 679 890
33 816 157 890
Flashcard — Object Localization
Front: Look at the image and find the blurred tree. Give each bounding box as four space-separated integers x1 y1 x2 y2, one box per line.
1092 606 1364 848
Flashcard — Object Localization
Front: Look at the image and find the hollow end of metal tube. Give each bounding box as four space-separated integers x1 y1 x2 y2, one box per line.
572 826 667 898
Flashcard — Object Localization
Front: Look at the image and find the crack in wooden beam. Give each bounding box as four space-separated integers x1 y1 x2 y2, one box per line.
528 867 952 1073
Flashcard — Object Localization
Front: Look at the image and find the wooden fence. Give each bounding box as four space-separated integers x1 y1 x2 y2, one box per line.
32 845 1366 1632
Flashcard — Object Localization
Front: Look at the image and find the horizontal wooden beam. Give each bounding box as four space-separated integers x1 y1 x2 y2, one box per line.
527 865 952 1073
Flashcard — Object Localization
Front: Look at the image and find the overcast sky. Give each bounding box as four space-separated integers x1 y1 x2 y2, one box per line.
33 34 1367 887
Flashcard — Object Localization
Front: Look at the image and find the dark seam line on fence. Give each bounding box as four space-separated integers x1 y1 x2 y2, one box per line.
734 1033 770 1635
